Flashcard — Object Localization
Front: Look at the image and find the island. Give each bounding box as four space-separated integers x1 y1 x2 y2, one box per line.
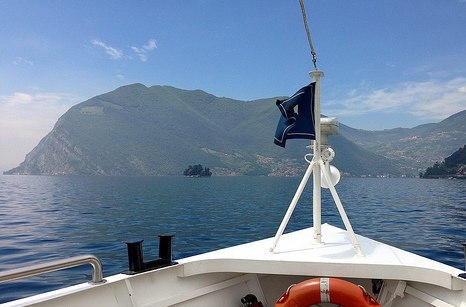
183 164 212 177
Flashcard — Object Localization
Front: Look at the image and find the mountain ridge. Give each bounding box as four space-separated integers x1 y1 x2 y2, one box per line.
5 84 466 177
339 109 466 175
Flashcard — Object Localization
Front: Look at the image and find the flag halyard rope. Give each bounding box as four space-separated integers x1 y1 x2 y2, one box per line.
299 0 317 70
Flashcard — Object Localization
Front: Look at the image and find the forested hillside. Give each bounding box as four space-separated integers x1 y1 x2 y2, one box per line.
420 145 466 178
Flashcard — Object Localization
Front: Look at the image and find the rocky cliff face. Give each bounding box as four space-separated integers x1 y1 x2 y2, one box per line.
12 126 101 175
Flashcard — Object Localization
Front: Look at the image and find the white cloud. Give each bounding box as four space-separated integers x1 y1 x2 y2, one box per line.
0 92 79 136
325 77 466 122
2 92 68 107
131 46 148 61
90 38 157 62
5 92 34 105
131 39 157 62
91 39 123 60
12 57 34 66
145 39 157 50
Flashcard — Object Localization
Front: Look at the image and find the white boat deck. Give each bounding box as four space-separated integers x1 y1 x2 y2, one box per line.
177 223 466 291
3 223 466 307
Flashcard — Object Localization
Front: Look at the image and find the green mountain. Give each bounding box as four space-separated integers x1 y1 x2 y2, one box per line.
5 84 465 177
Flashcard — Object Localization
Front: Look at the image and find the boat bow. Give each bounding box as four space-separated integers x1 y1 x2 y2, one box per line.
177 223 465 291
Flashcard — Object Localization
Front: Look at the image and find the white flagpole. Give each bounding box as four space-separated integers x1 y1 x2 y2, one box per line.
309 70 324 244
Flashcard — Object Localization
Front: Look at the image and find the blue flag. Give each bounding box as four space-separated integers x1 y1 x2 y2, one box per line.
274 83 316 147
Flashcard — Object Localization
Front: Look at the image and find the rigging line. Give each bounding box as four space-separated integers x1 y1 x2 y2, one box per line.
299 0 317 70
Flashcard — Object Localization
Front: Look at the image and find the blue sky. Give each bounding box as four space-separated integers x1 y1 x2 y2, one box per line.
1 1 466 171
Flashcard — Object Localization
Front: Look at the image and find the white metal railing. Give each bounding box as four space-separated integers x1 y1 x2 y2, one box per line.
0 254 105 285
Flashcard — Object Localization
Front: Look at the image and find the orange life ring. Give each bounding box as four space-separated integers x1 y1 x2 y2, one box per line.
274 277 381 307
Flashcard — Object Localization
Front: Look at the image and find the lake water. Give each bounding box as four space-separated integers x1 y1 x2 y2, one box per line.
0 175 465 303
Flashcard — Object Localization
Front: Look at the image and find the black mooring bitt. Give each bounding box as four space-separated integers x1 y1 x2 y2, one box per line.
125 235 176 275
126 239 145 273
